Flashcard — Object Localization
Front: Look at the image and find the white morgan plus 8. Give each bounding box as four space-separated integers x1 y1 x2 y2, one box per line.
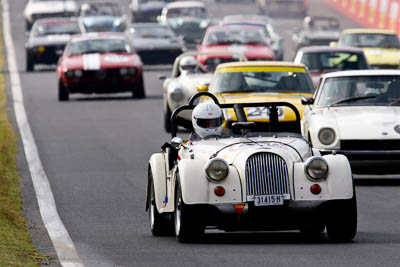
147 92 357 242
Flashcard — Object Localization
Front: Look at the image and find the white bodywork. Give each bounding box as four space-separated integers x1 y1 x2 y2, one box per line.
163 73 213 120
149 135 353 213
24 0 78 23
302 70 400 150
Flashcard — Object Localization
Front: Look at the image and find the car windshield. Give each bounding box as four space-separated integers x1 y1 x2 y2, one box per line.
300 52 368 71
341 33 400 48
205 28 266 45
210 68 314 94
80 3 122 16
68 38 131 55
188 128 303 141
317 76 400 106
130 25 175 39
308 18 339 31
33 21 80 36
166 7 207 18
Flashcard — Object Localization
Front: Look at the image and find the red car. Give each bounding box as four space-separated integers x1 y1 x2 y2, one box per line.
197 25 276 71
56 32 144 101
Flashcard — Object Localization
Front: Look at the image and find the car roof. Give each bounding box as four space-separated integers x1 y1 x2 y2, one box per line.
131 23 168 28
298 46 364 53
165 1 205 9
342 28 396 35
34 17 79 24
223 14 270 23
206 24 264 32
217 61 306 70
322 69 400 78
70 32 127 41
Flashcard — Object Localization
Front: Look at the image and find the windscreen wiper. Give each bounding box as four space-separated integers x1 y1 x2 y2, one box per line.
329 95 377 107
388 98 400 106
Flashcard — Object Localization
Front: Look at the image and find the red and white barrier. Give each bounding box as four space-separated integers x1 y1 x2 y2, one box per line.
324 0 400 34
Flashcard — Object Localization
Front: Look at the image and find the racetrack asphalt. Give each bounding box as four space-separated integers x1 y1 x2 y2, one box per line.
6 0 400 266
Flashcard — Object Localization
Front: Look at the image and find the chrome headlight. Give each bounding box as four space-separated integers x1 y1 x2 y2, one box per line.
170 88 184 102
65 70 74 78
120 68 128 75
318 128 336 145
74 70 83 78
127 68 137 75
304 157 329 181
205 158 229 182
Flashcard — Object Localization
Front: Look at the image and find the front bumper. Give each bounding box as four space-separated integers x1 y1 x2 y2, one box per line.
321 150 400 174
187 199 348 231
27 45 65 65
137 48 183 65
64 71 142 94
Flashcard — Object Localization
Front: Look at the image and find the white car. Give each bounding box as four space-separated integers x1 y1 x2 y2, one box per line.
301 70 400 175
147 92 357 243
161 52 246 132
24 0 78 31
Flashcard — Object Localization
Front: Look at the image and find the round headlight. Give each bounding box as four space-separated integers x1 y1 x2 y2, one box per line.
128 68 137 75
304 157 329 181
318 128 336 145
170 88 184 102
120 68 128 75
65 70 74 78
205 158 229 182
74 70 83 77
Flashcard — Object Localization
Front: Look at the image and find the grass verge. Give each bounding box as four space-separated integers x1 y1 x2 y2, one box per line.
0 12 50 267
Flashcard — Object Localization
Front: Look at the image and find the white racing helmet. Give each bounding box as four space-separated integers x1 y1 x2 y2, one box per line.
192 102 223 138
179 56 199 75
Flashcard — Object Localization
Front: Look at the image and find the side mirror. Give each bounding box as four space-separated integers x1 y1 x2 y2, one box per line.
301 97 314 105
330 41 338 47
197 83 209 92
171 137 184 150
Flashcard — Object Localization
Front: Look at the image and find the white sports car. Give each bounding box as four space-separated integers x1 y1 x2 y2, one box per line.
161 52 246 132
24 0 78 31
147 92 357 243
301 70 400 175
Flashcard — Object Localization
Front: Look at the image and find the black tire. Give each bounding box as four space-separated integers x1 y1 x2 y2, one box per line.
326 188 357 242
25 20 32 31
174 177 204 243
26 54 34 72
58 80 69 101
164 103 172 133
148 170 173 236
133 76 146 99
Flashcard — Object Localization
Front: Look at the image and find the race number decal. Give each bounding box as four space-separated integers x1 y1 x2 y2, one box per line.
246 107 284 120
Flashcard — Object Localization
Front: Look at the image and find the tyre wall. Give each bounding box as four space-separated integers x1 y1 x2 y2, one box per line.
324 0 400 35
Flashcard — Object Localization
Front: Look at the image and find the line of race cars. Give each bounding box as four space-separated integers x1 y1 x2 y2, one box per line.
22 0 400 243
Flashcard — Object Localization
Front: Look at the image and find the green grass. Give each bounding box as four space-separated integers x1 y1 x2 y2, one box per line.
0 16 50 267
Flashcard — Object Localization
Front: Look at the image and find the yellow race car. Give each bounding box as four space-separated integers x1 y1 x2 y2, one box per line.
202 61 314 132
334 28 400 69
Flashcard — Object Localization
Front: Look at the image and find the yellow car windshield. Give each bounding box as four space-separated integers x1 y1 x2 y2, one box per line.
211 67 314 94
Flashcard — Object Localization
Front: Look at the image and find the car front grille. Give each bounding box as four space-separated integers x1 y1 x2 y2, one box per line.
341 140 400 150
245 152 291 201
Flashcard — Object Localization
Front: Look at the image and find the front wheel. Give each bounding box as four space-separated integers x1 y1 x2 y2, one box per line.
133 76 146 99
164 102 172 133
148 170 173 236
26 54 34 72
58 80 69 101
174 178 204 243
326 189 357 242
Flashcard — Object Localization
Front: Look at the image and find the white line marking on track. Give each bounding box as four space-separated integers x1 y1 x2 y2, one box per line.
1 0 84 266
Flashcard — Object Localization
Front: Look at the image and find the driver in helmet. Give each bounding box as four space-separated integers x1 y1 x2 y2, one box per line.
190 102 224 140
179 56 205 76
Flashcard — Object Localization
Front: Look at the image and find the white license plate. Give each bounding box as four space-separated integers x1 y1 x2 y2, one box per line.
254 195 284 206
